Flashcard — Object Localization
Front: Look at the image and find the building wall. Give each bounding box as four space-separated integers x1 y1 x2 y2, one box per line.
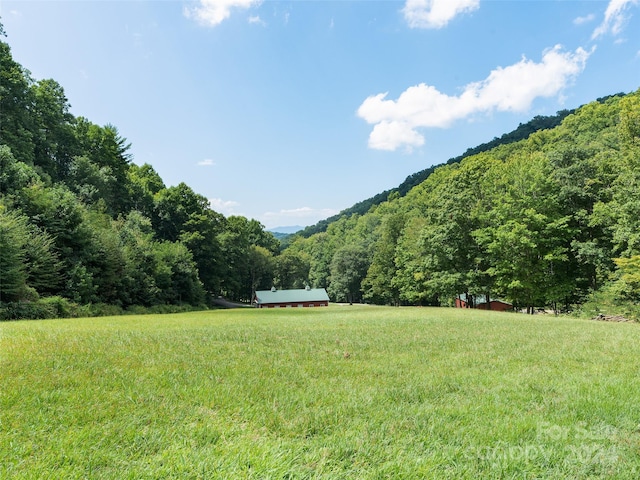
257 301 329 309
455 298 512 311
476 301 512 312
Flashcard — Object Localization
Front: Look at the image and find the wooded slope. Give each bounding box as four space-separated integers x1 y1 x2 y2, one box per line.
284 90 640 316
0 34 280 318
2 25 639 319
297 108 576 239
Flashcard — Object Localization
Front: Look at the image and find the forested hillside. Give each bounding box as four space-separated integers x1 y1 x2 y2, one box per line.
299 97 629 240
298 109 577 238
2 24 639 320
284 90 640 318
0 32 284 319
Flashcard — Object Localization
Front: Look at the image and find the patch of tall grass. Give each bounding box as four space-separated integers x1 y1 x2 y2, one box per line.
2 306 639 478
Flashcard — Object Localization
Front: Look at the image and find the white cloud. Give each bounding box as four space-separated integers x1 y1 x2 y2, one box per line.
402 0 480 29
248 15 266 26
574 13 596 25
184 0 261 27
197 159 216 166
358 45 591 152
261 207 339 228
368 121 425 152
592 0 639 39
209 198 240 215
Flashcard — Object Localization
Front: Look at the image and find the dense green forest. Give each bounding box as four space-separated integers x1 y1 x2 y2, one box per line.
298 97 627 240
297 109 576 239
0 31 283 319
284 89 640 318
2 25 639 320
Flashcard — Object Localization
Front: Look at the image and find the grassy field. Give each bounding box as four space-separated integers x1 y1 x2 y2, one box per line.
1 306 640 479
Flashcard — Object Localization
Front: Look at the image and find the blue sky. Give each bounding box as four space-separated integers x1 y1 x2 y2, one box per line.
2 1 639 229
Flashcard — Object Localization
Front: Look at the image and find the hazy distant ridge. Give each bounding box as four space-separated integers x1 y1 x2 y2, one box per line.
268 226 304 234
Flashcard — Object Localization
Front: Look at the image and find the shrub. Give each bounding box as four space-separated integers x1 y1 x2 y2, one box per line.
0 301 55 320
0 296 84 320
85 303 125 318
579 284 640 322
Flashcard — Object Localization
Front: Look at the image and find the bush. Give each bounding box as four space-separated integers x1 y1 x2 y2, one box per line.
579 284 640 322
0 299 208 321
39 296 75 317
84 303 125 318
0 301 56 320
0 296 83 320
126 303 208 316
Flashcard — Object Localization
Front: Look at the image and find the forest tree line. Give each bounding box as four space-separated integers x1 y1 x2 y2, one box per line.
0 32 290 319
282 90 640 318
296 108 582 239
2 25 639 320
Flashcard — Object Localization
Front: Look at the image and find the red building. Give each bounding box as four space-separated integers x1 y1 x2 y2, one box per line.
455 294 512 312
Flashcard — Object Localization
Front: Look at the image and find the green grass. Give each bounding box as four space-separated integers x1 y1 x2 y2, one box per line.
2 306 640 478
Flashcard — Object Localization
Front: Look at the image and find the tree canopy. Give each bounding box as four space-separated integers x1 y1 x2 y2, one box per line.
2 25 639 320
0 33 279 318
286 89 640 318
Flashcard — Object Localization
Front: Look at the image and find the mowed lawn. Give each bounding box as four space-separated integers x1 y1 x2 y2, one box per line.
2 306 640 479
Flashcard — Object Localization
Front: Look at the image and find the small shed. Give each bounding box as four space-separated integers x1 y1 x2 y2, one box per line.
254 286 330 308
455 294 512 312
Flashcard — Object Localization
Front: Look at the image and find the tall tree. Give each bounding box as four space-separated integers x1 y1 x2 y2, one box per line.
248 245 275 298
328 244 369 304
179 209 226 295
363 212 406 305
152 182 210 242
117 211 162 307
0 39 35 166
305 233 333 289
74 119 132 215
67 155 118 207
0 145 39 195
0 210 28 302
127 163 165 217
274 249 310 289
153 241 205 305
474 152 570 312
0 209 61 302
32 78 77 180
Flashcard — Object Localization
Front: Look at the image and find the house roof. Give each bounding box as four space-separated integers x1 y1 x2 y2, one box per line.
254 287 329 304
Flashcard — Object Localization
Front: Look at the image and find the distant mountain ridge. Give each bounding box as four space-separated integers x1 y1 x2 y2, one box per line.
268 225 304 234
298 95 624 238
